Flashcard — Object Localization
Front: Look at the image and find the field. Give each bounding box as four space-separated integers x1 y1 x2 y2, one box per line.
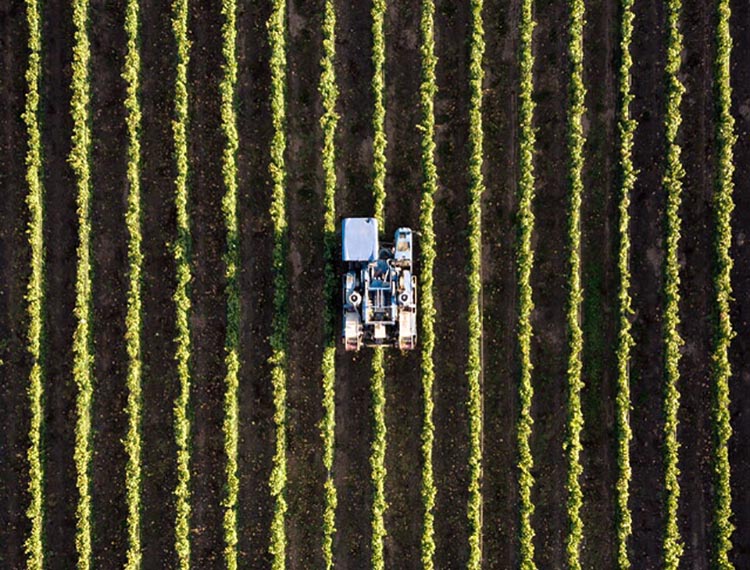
0 0 749 568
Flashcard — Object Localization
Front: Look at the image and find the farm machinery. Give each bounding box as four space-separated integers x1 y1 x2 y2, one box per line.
341 217 417 351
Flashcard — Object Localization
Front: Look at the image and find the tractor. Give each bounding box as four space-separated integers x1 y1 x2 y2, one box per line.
341 217 417 351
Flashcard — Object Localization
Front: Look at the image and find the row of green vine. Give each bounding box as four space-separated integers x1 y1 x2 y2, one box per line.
711 0 736 567
418 0 438 565
123 0 144 566
23 0 46 565
267 0 289 566
318 0 339 565
564 0 586 567
517 0 537 567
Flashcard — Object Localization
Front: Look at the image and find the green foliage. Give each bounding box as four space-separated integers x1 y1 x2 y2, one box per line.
466 0 484 568
23 0 45 565
371 0 386 228
711 1 736 567
564 0 585 567
267 0 289 567
517 0 537 567
123 0 143 566
219 0 240 566
418 0 437 566
369 2 388 568
661 0 685 566
614 0 637 566
171 0 193 565
370 349 387 570
69 0 94 565
318 0 339 565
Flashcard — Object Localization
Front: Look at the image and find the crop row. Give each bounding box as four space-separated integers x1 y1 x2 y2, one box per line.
516 0 537 567
318 0 339 566
614 0 637 566
711 0 736 567
267 0 289 567
370 0 387 568
123 0 144 566
220 0 241 566
70 0 94 565
23 0 45 566
466 0 485 568
171 0 193 565
564 0 586 567
661 0 686 566
418 0 438 566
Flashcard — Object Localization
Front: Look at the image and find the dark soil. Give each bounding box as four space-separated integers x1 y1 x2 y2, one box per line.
382 1 423 567
332 0 376 567
138 0 179 564
729 0 750 566
481 0 521 566
676 0 716 566
0 1 31 567
89 0 130 566
235 0 276 567
580 0 618 567
285 0 326 567
529 0 571 565
185 0 227 564
628 0 668 566
39 0 79 561
431 0 472 567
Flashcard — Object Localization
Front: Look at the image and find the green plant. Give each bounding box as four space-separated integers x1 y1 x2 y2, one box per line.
171 0 193 565
711 0 736 567
370 348 387 570
517 0 537 567
369 1 387 568
661 0 685 566
418 0 438 565
267 0 289 567
69 0 94 565
563 0 586 567
23 0 46 565
219 0 240 566
614 0 637 567
466 0 484 568
123 0 144 566
318 0 339 566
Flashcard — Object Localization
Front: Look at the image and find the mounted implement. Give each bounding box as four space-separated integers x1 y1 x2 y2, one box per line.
342 217 417 351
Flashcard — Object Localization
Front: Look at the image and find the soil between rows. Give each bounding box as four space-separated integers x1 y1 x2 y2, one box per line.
88 0 130 566
729 0 750 566
0 1 31 567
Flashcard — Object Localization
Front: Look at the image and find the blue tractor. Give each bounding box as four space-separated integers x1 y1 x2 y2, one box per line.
342 218 417 351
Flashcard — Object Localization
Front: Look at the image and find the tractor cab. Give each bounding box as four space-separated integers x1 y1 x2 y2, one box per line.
342 218 417 351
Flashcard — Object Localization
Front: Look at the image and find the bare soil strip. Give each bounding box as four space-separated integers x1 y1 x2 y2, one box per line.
382 1 424 566
39 0 78 561
629 0 667 565
284 0 327 567
235 1 275 566
676 0 716 566
88 0 129 566
529 0 570 564
184 0 227 563
481 0 521 566
580 0 618 566
332 1 377 567
729 0 750 564
138 0 179 564
0 1 32 566
432 0 472 567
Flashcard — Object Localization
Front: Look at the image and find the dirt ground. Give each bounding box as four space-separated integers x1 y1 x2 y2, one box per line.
1 0 750 568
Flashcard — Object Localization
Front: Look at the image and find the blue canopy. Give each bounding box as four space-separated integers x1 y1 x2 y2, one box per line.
342 217 379 262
